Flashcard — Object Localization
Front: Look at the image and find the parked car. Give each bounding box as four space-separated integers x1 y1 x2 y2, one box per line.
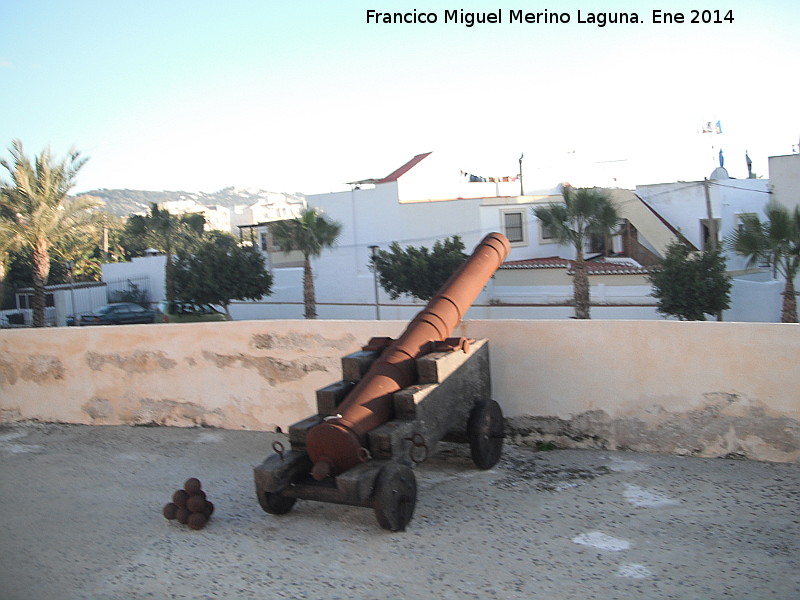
154 301 231 323
79 302 156 326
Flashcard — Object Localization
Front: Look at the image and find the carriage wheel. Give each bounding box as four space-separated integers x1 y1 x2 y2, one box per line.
373 463 417 532
258 491 297 515
467 400 504 469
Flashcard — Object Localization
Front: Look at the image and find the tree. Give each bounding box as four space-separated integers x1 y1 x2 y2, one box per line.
173 231 273 316
271 208 342 319
2 247 67 300
0 218 20 307
0 210 121 310
727 200 800 323
89 211 128 266
51 210 122 282
119 214 151 259
125 203 202 302
532 186 619 319
648 241 731 320
0 140 99 326
370 236 468 302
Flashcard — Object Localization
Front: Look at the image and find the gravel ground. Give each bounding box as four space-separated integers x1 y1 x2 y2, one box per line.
1 423 798 600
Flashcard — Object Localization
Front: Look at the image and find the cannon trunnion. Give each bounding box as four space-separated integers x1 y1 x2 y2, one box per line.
253 338 503 531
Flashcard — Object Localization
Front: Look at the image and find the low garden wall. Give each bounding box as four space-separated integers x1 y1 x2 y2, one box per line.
1 319 797 462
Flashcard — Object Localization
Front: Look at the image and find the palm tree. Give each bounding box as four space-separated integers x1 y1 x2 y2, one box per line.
271 208 342 319
126 204 200 302
0 141 99 326
727 200 800 323
533 186 619 319
0 219 20 308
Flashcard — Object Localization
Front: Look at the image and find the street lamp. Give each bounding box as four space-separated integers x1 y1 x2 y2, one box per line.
369 245 381 320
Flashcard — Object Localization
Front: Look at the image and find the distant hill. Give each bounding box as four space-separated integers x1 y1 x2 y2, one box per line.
79 187 306 218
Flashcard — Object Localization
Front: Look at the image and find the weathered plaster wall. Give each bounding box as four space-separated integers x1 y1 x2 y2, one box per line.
0 321 406 432
1 320 798 462
457 320 800 463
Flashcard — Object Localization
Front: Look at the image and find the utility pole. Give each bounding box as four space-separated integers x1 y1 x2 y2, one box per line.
703 178 718 251
703 178 723 321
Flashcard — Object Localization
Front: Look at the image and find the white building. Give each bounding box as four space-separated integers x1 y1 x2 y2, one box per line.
231 153 667 320
160 198 232 233
160 191 306 236
234 151 795 322
101 254 167 306
634 168 771 272
634 154 800 322
229 191 306 232
83 153 796 323
769 153 800 211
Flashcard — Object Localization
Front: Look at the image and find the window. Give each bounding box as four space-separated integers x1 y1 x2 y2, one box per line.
736 213 757 234
736 214 771 268
540 223 557 243
17 293 55 308
501 210 527 246
589 234 606 254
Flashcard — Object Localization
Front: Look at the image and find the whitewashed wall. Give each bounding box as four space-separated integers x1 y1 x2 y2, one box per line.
307 184 485 307
102 255 167 303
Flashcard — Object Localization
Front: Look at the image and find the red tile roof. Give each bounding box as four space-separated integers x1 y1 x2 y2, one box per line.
376 152 432 183
347 152 432 186
503 256 571 269
501 256 653 275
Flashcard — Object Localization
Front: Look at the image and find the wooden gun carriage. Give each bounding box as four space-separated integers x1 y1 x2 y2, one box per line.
254 337 503 530
254 232 510 531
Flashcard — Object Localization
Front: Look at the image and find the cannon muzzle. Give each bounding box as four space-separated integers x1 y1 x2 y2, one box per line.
306 232 511 479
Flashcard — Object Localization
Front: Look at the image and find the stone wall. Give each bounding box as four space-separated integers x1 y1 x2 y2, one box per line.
1 319 797 462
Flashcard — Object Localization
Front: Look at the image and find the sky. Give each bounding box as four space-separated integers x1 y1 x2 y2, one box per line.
1 0 799 196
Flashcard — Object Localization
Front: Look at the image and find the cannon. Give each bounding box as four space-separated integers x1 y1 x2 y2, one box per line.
254 232 510 530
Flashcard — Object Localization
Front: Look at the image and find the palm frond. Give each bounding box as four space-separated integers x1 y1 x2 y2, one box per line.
532 186 620 248
271 208 342 258
728 200 800 281
0 140 92 325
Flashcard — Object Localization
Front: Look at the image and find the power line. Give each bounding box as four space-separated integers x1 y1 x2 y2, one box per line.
707 180 772 193
335 227 490 251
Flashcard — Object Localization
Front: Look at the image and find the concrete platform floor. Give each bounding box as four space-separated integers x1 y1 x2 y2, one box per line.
1 423 798 600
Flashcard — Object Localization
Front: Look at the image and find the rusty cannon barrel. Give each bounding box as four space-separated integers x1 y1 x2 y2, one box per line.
306 232 511 480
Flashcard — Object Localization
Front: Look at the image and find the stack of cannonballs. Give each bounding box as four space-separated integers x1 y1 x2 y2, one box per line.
162 478 214 530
